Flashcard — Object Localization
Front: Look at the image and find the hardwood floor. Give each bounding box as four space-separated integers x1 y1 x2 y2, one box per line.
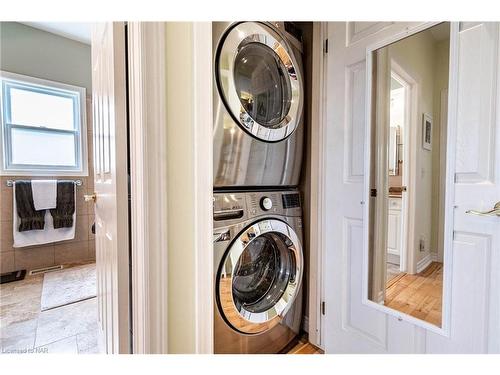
287 336 323 354
385 262 443 327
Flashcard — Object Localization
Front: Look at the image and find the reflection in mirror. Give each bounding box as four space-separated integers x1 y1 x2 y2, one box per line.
368 23 450 328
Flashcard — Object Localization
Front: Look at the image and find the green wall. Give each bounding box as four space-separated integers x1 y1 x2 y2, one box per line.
0 22 91 92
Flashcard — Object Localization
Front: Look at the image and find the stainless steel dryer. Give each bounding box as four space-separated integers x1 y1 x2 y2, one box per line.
213 190 304 353
213 22 305 189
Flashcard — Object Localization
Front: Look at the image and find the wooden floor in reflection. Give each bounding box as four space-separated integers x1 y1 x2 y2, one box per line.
385 262 443 327
287 336 324 354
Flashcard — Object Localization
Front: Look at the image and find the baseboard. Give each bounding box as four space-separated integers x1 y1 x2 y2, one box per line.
430 253 438 262
375 290 385 304
387 252 400 265
302 315 309 333
416 253 433 273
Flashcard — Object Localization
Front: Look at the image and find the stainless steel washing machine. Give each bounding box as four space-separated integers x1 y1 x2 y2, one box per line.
213 22 305 189
213 189 304 353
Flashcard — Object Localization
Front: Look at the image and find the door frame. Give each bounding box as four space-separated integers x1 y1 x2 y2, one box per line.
192 22 214 354
127 22 213 354
307 21 328 349
388 64 417 274
127 22 169 354
360 22 459 336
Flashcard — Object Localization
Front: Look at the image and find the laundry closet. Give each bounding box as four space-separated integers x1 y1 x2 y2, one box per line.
211 21 316 354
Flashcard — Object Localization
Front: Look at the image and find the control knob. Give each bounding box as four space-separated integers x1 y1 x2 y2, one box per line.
260 197 273 211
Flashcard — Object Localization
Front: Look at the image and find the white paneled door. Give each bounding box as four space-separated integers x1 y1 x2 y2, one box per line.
324 22 500 353
427 22 500 353
90 22 130 354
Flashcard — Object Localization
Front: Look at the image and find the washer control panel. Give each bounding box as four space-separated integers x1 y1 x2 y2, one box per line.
213 190 302 223
245 190 301 218
282 192 301 209
213 193 246 222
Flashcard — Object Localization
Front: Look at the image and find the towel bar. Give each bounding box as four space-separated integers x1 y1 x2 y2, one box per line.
5 179 83 187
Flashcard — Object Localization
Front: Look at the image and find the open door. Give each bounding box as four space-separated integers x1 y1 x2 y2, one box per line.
88 22 130 354
323 22 500 353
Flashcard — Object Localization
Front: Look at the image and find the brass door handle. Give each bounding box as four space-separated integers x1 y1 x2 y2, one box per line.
466 202 500 217
84 193 97 203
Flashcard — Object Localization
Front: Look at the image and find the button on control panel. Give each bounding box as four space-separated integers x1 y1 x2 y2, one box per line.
260 197 273 211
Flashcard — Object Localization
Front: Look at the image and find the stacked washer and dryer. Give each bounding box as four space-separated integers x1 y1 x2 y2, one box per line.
213 21 306 354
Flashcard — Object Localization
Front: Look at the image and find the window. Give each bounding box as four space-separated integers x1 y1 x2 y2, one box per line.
0 71 87 176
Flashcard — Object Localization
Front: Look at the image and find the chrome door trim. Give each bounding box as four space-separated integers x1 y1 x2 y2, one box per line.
217 218 303 334
215 22 304 143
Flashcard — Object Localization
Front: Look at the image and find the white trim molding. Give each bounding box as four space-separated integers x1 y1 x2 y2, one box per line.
192 22 214 355
416 253 433 274
308 21 328 350
128 21 169 354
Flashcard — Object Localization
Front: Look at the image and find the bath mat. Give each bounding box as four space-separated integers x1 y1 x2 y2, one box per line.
40 263 96 311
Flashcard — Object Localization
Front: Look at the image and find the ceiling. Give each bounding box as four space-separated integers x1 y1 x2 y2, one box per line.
21 22 91 45
430 22 450 42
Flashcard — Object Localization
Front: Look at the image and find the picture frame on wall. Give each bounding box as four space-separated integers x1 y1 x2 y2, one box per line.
422 113 432 151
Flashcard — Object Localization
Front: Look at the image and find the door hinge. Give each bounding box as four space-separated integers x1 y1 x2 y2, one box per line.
321 301 326 315
370 188 377 197
324 39 329 54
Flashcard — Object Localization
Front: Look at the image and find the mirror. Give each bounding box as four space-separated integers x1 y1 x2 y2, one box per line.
367 23 450 328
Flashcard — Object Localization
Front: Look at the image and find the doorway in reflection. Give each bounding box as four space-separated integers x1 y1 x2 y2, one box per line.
386 74 406 284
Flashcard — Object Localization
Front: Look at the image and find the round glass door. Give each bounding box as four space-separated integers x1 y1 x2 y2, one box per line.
218 219 303 334
233 43 292 128
216 22 303 142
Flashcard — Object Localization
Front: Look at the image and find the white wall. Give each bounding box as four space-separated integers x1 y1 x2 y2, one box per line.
0 22 91 91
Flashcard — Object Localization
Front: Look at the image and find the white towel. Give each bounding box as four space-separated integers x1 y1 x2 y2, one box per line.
13 182 76 248
32 180 57 210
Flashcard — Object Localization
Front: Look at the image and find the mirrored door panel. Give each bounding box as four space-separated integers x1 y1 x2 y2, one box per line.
367 22 451 328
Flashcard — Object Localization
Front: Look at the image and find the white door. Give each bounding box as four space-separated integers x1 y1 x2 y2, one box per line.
90 22 130 354
324 22 500 353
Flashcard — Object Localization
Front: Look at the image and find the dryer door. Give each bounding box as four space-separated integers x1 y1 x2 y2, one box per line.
217 219 303 334
216 22 304 142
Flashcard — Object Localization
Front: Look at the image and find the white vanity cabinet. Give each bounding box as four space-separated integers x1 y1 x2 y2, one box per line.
387 197 402 264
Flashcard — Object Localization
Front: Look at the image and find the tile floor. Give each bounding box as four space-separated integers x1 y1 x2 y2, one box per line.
0 263 102 354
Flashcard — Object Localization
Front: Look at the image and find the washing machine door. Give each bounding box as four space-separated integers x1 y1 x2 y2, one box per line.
216 22 303 142
217 219 303 334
